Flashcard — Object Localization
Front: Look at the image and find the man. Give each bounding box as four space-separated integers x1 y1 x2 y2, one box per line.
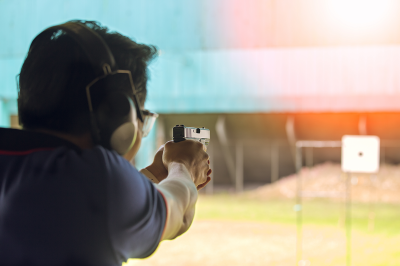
0 20 211 265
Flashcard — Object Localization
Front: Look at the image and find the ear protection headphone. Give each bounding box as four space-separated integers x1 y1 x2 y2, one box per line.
29 22 144 155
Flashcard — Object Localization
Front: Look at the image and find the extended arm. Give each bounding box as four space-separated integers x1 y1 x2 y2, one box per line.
141 140 211 240
155 162 197 240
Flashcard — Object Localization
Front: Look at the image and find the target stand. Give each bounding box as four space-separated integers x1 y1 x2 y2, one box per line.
341 135 380 266
295 136 380 266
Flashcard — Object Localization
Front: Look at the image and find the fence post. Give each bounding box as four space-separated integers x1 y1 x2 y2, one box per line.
271 142 279 183
306 147 313 168
296 144 303 264
236 141 243 193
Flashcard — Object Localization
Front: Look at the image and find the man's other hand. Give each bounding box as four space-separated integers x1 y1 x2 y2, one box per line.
145 146 168 182
162 140 211 189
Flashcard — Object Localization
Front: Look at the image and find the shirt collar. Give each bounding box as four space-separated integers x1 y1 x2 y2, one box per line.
0 127 82 153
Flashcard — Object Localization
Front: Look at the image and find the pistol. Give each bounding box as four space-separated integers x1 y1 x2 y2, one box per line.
173 125 210 151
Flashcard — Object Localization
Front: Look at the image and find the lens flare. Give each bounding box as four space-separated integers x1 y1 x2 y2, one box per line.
326 0 394 31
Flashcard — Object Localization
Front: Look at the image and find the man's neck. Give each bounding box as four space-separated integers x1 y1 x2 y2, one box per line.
33 129 94 150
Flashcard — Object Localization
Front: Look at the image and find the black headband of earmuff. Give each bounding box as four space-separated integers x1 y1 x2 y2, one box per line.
30 22 117 77
29 21 144 122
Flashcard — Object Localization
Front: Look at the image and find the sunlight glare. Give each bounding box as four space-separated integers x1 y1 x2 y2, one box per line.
327 0 393 31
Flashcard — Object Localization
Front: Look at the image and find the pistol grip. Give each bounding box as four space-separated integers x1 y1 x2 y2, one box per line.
173 137 185 143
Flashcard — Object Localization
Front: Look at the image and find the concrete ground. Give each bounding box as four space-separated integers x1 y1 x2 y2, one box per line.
126 220 298 266
126 220 399 266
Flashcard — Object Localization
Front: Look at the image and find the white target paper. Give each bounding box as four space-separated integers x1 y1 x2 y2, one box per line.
341 135 380 173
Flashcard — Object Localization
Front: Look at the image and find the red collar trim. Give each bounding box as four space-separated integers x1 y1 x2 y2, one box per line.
0 147 56 156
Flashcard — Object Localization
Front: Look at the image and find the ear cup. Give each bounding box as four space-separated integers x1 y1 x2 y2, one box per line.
95 92 138 155
110 121 137 155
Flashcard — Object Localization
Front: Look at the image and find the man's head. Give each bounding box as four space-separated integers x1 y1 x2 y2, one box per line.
18 20 158 156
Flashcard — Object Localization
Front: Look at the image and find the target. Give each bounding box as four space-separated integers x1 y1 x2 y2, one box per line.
341 135 380 173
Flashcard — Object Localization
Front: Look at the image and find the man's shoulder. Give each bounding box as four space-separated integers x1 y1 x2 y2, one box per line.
82 145 143 179
0 127 143 182
0 127 80 153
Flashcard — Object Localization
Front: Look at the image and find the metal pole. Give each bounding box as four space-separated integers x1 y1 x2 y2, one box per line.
216 116 236 184
306 147 313 168
296 145 303 264
346 172 352 266
235 141 244 193
368 174 375 231
271 142 279 183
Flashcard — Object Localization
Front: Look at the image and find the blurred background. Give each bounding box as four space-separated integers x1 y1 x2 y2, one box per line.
1 0 400 265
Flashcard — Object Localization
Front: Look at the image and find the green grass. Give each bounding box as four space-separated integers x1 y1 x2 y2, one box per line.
195 193 296 223
195 193 400 234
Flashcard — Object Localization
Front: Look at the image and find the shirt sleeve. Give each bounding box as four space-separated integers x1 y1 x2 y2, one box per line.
98 147 167 261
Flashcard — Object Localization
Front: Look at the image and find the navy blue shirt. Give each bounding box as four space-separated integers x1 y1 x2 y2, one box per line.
0 128 167 266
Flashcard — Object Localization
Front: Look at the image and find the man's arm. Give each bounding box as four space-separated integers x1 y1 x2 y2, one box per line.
155 162 197 240
141 140 211 240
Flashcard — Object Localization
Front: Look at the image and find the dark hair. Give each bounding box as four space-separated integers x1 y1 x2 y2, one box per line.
18 20 158 134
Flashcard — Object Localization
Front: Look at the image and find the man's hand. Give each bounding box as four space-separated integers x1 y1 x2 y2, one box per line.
163 140 211 189
144 146 169 183
197 162 212 190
